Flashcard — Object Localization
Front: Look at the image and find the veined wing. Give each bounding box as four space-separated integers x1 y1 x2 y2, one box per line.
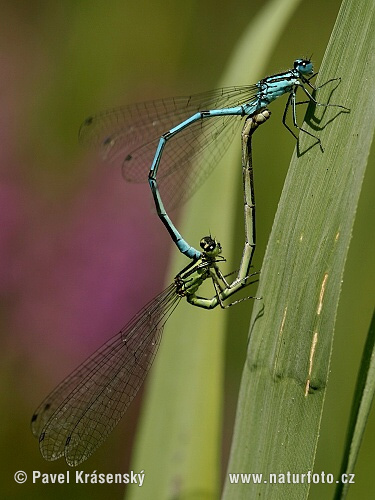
31 284 179 466
151 111 245 209
79 86 258 208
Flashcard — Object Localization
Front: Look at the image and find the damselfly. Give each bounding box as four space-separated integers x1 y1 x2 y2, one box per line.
80 59 349 259
31 110 270 466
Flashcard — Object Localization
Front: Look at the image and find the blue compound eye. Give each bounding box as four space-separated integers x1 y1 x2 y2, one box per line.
294 59 313 75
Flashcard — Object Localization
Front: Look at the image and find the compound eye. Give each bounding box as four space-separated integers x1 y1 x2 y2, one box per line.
295 58 313 75
200 236 216 252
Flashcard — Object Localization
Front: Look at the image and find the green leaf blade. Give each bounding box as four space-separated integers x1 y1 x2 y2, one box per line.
223 0 375 498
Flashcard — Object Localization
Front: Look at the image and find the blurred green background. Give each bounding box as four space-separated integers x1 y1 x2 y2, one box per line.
0 1 373 499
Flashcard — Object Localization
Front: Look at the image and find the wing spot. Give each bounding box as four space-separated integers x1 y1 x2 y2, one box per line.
84 117 93 126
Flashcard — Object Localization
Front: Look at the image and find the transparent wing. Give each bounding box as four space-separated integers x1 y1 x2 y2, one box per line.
31 284 179 466
79 86 258 209
130 112 245 209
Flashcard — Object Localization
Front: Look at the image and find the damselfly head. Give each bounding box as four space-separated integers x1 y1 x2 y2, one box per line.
294 58 314 76
200 236 222 256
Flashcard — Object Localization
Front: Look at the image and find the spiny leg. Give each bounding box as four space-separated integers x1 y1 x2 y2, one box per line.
291 89 324 152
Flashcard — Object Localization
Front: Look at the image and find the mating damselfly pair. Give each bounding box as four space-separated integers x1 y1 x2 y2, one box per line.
31 59 348 466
